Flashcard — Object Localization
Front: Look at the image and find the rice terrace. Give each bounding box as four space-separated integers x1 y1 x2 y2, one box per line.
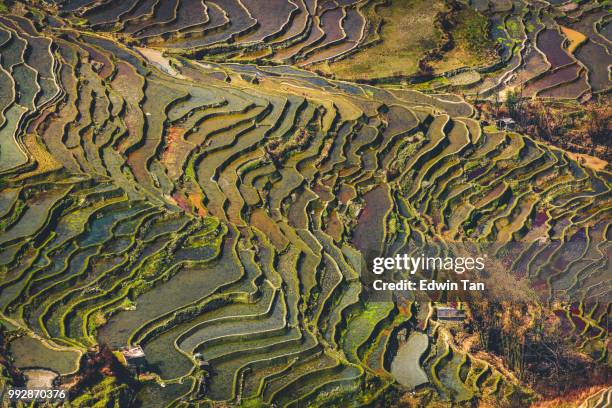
0 0 610 406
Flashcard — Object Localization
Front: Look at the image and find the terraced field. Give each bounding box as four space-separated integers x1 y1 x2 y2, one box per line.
424 0 612 98
62 0 611 98
0 1 609 407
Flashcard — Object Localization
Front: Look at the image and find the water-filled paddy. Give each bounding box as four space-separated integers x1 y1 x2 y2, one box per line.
10 335 79 374
391 331 429 389
143 285 276 380
97 237 241 347
524 64 580 96
438 352 473 401
352 184 391 256
536 29 573 68
574 40 612 92
0 2 609 406
136 380 193 408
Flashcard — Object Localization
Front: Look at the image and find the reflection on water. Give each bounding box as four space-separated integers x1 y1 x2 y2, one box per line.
390 331 429 389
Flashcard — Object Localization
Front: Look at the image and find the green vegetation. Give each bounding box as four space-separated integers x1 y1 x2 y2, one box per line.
313 0 446 80
0 1 608 407
433 5 498 72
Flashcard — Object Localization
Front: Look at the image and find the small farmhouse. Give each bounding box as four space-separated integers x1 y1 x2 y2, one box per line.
436 306 466 322
119 345 147 373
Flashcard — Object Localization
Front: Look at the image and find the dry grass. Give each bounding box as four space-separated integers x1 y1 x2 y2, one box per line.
566 151 608 171
560 26 587 54
314 0 446 81
432 6 498 73
13 133 63 180
533 385 610 408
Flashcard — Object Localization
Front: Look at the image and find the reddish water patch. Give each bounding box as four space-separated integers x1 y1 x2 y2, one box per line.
532 279 549 293
79 42 113 79
552 309 574 336
240 0 296 42
585 325 601 338
124 0 179 35
313 182 333 202
534 211 548 227
250 208 286 249
172 191 192 213
324 209 343 241
467 166 486 181
317 8 344 47
338 166 358 177
322 176 335 187
524 64 580 96
570 315 587 332
126 150 149 185
27 108 53 134
537 29 573 68
570 228 587 242
539 70 589 99
342 6 365 41
338 184 355 204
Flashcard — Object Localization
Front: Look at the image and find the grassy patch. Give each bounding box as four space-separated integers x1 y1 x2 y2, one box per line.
10 335 80 374
0 1 8 13
454 8 497 56
505 18 522 39
432 6 498 72
71 17 89 26
314 0 446 81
